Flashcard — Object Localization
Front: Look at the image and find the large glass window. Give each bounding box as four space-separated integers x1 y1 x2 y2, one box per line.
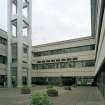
32 44 95 57
32 60 95 70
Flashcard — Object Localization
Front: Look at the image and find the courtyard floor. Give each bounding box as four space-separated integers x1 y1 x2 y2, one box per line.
0 86 105 105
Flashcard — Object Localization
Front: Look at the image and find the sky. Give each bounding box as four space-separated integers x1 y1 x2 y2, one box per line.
0 0 91 45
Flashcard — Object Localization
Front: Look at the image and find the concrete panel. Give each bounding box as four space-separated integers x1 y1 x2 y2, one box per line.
32 67 95 77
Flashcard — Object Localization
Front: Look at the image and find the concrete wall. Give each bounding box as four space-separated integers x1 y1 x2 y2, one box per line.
91 0 105 95
32 67 95 77
95 9 105 74
33 37 95 51
32 36 95 78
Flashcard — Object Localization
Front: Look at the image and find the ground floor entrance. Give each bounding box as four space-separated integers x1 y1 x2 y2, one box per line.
32 77 76 86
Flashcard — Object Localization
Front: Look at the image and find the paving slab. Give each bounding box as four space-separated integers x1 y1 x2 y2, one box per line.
77 101 105 105
0 86 104 105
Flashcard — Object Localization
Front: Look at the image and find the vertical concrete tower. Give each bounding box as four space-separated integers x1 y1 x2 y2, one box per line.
7 0 32 88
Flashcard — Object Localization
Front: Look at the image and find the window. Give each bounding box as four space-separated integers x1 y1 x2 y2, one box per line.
32 60 95 70
67 58 72 61
23 47 28 53
73 58 78 61
61 59 66 61
46 60 50 63
68 62 75 68
55 63 59 68
60 62 66 68
84 60 95 67
23 44 28 54
32 64 38 70
43 64 48 69
75 62 82 67
90 45 95 50
12 58 17 63
42 60 45 63
56 59 60 62
51 60 55 62
37 61 41 63
33 44 95 57
0 37 7 45
22 61 27 63
0 55 7 64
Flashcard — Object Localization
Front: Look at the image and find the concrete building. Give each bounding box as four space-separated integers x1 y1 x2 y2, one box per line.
0 28 96 87
1 0 104 88
91 0 105 97
0 29 7 86
32 36 95 85
7 0 32 87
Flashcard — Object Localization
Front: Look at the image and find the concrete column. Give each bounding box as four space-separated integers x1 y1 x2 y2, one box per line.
27 0 32 87
7 0 12 88
17 0 23 87
7 0 32 88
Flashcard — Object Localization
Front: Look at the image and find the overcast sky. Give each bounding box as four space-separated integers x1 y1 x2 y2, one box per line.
0 0 91 45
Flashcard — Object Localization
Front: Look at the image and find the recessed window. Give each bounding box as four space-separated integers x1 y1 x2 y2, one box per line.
61 59 66 61
51 60 55 62
37 61 41 63
56 59 60 62
67 58 71 61
42 60 45 63
46 60 50 63
12 58 17 63
0 55 7 64
73 58 78 61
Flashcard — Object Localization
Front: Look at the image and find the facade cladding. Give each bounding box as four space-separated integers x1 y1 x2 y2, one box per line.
91 0 105 97
0 28 96 87
32 37 96 85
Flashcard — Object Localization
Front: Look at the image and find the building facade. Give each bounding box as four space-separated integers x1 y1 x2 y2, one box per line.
32 36 95 85
0 29 7 86
91 0 105 97
0 29 96 87
1 0 102 88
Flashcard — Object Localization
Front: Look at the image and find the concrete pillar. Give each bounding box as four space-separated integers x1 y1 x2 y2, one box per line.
7 0 32 88
27 0 32 87
7 0 12 88
17 0 23 87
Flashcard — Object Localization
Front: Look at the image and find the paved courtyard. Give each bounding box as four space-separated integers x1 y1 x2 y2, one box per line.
0 86 104 105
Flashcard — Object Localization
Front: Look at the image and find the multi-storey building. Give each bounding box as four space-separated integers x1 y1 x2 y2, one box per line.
0 29 7 86
0 28 96 87
32 36 95 85
91 0 105 97
1 0 104 88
